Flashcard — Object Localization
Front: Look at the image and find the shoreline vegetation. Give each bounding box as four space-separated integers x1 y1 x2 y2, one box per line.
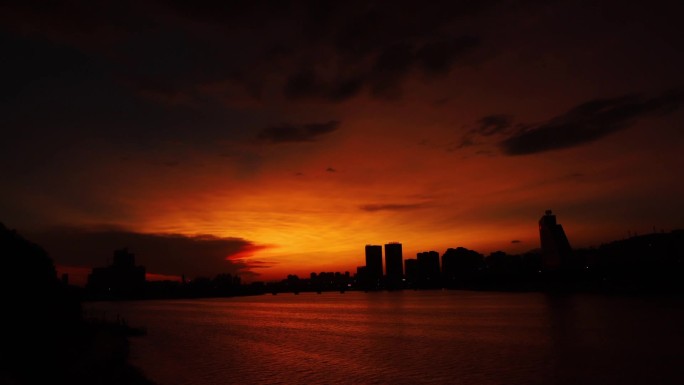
0 223 155 385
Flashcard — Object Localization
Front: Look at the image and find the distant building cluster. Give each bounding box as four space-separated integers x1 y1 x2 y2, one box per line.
87 248 146 298
356 243 486 290
85 249 262 300
76 210 684 297
353 210 574 290
358 242 406 289
82 211 576 296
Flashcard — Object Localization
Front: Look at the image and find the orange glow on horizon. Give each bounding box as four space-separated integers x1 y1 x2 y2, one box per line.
71 112 679 281
16 80 683 283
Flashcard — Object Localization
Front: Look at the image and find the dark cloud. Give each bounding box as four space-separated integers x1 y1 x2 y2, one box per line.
416 36 480 75
284 68 365 102
455 114 513 151
474 114 514 136
0 0 499 126
359 202 430 212
279 2 492 101
0 1 145 50
284 35 480 101
454 137 477 150
28 227 271 279
257 120 340 143
500 89 684 155
461 89 684 156
511 240 521 244
283 69 318 99
368 43 416 97
123 77 197 107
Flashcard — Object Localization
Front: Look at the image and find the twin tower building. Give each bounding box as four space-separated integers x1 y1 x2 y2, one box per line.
364 242 404 289
364 243 442 289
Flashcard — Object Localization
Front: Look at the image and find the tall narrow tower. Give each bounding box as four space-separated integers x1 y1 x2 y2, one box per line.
539 210 572 270
365 245 383 284
385 242 403 288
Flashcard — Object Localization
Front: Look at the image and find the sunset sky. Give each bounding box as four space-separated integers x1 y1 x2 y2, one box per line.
2 1 683 283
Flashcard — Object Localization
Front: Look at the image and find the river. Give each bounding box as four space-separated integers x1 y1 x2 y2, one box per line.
86 291 684 385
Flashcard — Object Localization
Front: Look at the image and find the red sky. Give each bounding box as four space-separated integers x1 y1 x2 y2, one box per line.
1 1 683 282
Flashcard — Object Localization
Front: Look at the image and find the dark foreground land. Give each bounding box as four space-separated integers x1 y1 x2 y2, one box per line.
0 224 154 385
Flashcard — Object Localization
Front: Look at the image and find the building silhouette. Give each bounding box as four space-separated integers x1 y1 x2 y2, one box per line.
539 210 572 270
417 251 441 288
87 248 146 298
354 266 367 290
364 245 383 287
442 247 484 288
404 258 418 286
385 242 403 288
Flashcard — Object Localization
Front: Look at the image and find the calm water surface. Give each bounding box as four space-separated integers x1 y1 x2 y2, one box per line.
87 291 684 385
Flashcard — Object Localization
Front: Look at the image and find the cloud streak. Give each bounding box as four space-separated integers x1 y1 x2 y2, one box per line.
474 114 514 136
464 89 684 156
501 89 684 155
359 202 431 212
257 120 340 143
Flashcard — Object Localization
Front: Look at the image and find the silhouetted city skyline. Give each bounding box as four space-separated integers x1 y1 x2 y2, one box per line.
4 209 680 299
263 211 684 295
3 2 684 384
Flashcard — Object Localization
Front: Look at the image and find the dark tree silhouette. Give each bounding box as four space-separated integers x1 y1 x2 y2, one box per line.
0 223 154 384
0 223 81 382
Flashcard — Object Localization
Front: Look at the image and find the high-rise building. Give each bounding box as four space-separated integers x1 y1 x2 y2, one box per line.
417 251 440 287
539 210 572 270
365 245 383 284
385 242 403 288
404 258 418 286
113 247 135 268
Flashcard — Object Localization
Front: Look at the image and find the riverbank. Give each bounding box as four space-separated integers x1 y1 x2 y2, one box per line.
0 224 155 385
1 304 155 385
